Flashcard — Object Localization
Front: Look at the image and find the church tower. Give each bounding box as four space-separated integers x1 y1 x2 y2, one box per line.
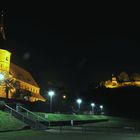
0 11 11 73
0 12 45 101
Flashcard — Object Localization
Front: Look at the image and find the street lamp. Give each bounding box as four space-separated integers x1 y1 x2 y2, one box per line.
100 105 103 115
48 90 55 113
91 103 95 114
62 95 66 99
76 98 82 110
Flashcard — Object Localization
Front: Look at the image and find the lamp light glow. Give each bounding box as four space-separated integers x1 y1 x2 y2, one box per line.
48 90 55 97
63 95 66 99
76 98 82 110
48 90 55 113
77 98 82 104
91 103 95 107
100 105 103 109
0 73 4 81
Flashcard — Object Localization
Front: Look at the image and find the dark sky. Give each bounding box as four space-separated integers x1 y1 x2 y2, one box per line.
1 4 140 94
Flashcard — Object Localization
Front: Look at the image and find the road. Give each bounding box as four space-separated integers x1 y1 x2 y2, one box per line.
0 130 140 140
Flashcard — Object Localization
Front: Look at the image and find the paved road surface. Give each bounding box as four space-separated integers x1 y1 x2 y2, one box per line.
0 130 140 140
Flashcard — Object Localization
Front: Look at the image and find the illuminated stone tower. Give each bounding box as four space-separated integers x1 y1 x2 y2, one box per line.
0 11 11 73
0 11 11 98
0 49 11 72
111 74 118 86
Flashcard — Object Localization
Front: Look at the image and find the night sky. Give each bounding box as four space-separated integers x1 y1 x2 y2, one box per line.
1 5 140 95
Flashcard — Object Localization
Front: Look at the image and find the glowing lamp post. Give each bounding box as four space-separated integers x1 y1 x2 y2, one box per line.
76 98 82 111
100 105 103 115
48 90 55 113
63 95 66 99
91 103 95 114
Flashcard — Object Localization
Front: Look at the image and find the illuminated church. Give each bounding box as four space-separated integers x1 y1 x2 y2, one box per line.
0 12 45 102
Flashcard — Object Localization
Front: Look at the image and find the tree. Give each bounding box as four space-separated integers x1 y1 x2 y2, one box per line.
4 79 11 99
118 72 129 82
100 81 106 87
5 79 20 99
0 81 2 86
131 73 140 81
105 80 112 85
12 89 21 99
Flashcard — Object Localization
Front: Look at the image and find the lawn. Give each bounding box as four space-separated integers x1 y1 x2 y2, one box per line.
0 109 108 132
0 111 26 131
35 112 108 122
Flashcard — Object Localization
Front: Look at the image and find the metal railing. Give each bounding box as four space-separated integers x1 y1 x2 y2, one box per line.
17 105 50 125
4 103 48 130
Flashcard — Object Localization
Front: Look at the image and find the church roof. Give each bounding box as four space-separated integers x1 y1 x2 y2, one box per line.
10 63 39 87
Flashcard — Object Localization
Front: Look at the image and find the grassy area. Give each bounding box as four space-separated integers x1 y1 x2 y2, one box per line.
0 111 26 131
0 113 140 140
35 113 108 122
0 109 107 131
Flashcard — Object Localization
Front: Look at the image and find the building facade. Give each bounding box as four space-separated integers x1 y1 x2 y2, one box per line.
0 13 45 102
